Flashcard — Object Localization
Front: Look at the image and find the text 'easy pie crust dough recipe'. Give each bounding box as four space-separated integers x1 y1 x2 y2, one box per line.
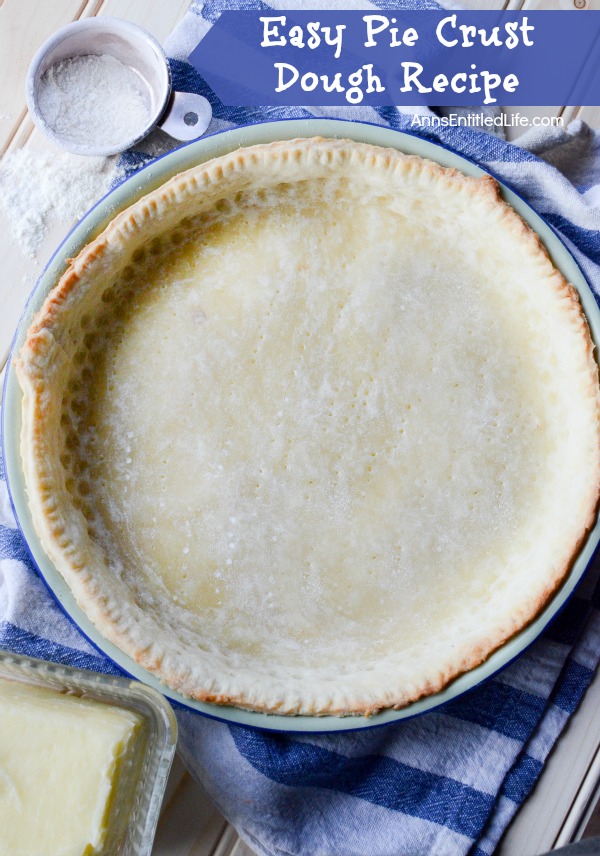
16 138 600 716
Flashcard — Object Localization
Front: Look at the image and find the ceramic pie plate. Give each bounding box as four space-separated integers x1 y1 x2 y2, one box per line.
3 119 600 732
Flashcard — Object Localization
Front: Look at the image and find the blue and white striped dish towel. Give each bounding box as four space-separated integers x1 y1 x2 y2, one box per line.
3 2 600 854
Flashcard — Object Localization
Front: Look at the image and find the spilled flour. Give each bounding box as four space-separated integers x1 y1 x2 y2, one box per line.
0 149 123 259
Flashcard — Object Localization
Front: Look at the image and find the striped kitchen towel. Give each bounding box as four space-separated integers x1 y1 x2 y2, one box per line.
3 1 600 855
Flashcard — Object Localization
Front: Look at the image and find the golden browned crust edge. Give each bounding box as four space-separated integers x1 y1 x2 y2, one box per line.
15 137 600 717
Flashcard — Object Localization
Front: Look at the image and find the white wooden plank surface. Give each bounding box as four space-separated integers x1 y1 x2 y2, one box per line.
153 771 228 856
0 0 97 155
230 841 262 856
579 107 600 127
211 827 246 856
499 663 600 854
99 0 191 41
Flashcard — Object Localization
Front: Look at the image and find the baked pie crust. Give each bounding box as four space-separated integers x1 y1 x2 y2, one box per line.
16 138 600 716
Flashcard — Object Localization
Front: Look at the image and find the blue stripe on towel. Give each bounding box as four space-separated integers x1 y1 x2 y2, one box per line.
502 755 543 804
445 681 547 742
0 528 37 569
0 622 122 676
552 660 595 714
543 214 600 267
230 726 495 839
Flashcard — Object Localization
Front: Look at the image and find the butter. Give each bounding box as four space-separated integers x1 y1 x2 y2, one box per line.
0 677 143 856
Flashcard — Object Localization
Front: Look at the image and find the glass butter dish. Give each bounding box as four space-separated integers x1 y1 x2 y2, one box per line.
0 648 177 856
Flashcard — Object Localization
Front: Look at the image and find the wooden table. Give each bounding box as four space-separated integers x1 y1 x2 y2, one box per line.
1 2 599 854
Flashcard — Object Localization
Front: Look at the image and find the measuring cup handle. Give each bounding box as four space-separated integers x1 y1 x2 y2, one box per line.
157 91 212 141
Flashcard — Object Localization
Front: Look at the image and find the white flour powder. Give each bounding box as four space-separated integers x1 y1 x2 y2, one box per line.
0 149 123 258
38 54 150 149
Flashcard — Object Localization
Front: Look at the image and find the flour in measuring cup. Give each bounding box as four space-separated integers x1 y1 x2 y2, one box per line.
38 54 151 149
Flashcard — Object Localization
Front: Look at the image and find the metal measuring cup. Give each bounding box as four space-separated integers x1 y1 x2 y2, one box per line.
26 17 212 157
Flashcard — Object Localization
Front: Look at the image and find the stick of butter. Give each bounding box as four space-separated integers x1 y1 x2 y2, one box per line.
0 676 143 856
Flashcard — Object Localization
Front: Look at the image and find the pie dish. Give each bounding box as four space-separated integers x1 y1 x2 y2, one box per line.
15 136 600 717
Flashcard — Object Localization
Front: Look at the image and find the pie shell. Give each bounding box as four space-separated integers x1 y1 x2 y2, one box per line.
15 137 600 717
